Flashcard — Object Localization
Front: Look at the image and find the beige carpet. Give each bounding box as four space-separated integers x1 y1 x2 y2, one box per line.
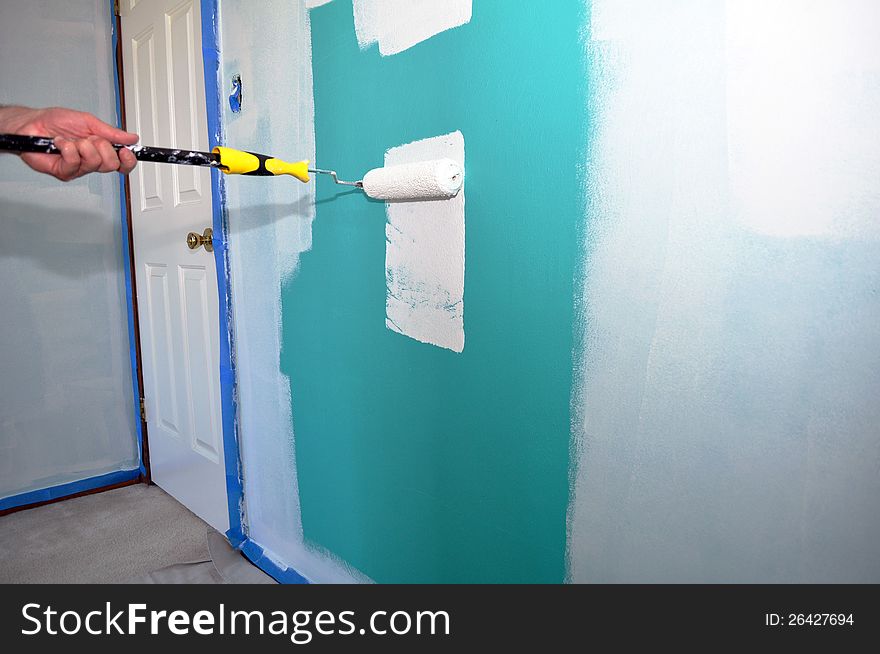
0 483 274 584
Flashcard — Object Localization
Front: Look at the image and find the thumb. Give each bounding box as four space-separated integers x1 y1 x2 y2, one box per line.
85 114 139 145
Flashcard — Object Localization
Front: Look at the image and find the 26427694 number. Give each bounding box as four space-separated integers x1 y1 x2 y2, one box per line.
787 614 853 626
765 613 854 627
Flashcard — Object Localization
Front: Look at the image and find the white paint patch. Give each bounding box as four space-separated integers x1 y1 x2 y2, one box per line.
220 0 369 584
569 0 880 583
384 131 465 353
352 0 472 56
304 0 334 8
726 0 880 238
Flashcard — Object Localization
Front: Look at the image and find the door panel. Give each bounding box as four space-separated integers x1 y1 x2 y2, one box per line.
165 0 204 203
131 27 163 210
178 264 221 463
121 0 228 531
145 263 182 438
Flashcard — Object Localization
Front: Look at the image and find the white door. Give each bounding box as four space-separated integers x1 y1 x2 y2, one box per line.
120 0 228 531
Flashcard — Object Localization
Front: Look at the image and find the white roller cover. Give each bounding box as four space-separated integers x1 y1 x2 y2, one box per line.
362 158 463 201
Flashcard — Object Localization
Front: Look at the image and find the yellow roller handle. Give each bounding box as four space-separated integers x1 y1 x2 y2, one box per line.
212 146 310 182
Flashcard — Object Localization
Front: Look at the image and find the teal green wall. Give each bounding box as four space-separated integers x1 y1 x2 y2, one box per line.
280 0 586 582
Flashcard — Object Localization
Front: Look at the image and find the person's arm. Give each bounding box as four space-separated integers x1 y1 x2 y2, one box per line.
0 105 138 181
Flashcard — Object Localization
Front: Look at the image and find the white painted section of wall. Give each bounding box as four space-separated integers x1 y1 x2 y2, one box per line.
384 132 465 353
219 0 369 583
305 0 334 8
0 0 139 500
726 1 880 238
352 0 472 56
568 0 880 582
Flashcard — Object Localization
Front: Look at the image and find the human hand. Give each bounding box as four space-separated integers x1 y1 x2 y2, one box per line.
0 106 139 181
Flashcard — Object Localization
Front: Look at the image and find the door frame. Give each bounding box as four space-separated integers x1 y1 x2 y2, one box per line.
113 0 150 486
196 0 246 543
114 0 245 539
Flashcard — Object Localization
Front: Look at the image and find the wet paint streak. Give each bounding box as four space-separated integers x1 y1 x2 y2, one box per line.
383 130 465 353
352 0 473 56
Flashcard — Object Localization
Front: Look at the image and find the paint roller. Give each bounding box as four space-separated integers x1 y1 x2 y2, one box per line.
0 133 463 202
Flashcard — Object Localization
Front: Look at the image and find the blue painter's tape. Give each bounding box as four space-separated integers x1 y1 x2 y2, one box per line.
0 468 141 512
110 0 146 478
200 0 246 547
225 527 246 550
239 538 309 584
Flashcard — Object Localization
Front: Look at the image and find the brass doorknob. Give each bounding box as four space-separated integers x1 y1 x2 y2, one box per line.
186 227 213 252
